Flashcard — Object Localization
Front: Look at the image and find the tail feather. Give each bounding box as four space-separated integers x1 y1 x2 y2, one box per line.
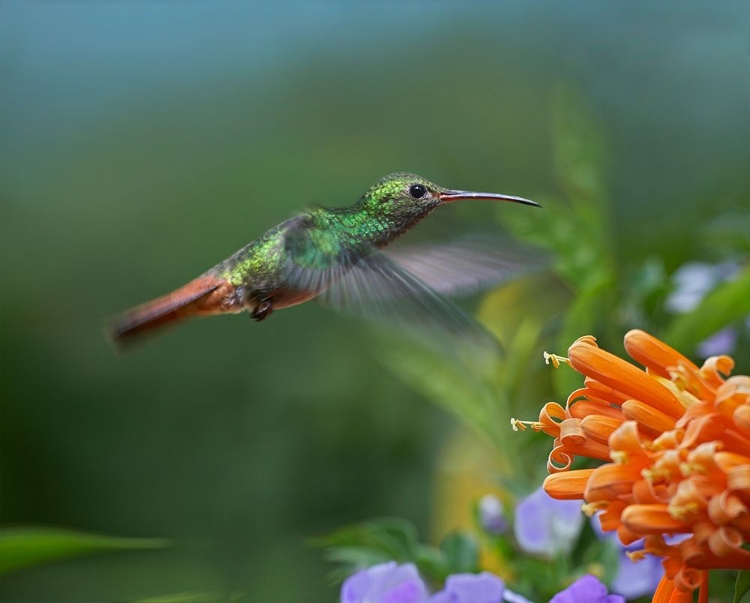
108 275 238 345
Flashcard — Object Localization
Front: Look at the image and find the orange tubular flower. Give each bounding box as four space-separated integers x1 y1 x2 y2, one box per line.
514 330 750 602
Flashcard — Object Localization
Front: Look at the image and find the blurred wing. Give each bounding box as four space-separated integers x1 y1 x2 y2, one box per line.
284 225 499 350
385 234 548 297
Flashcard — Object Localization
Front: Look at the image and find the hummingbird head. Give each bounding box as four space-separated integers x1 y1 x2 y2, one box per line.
359 172 540 240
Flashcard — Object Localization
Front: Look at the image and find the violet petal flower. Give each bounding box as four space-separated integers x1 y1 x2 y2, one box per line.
429 572 504 603
514 487 583 556
611 552 662 600
666 261 739 313
697 326 738 357
550 575 625 603
341 562 429 603
666 262 719 313
479 495 508 535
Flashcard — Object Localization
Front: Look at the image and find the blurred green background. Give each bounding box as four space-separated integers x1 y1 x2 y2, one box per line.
2 2 750 601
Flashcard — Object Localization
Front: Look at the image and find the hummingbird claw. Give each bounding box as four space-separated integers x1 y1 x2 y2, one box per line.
250 299 273 321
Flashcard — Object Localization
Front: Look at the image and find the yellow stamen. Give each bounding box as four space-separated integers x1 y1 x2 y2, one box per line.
680 462 707 477
611 451 629 464
544 351 570 369
670 502 701 521
643 467 671 483
510 418 544 432
627 550 648 562
581 501 608 516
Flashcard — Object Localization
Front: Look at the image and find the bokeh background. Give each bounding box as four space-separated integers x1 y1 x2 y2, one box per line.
2 2 749 601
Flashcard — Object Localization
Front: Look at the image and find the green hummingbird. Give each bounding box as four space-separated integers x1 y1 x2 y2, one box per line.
109 172 540 344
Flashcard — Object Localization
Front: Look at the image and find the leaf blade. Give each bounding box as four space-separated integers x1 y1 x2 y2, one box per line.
0 526 167 577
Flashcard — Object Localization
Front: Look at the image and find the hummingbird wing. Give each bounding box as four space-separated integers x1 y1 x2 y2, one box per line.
283 223 497 346
384 234 547 297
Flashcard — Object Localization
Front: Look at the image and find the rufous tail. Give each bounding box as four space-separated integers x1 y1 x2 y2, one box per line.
108 275 238 345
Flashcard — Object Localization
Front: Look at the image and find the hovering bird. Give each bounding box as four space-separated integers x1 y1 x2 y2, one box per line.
109 172 540 345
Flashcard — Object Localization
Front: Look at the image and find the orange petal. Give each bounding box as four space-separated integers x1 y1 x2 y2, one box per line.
597 499 627 531
707 491 747 525
715 376 750 420
624 329 699 378
538 402 567 437
543 469 594 500
621 399 677 436
568 341 686 418
547 444 576 473
734 404 750 434
707 525 743 557
685 546 750 569
727 465 750 493
620 503 690 533
652 576 692 603
714 451 750 472
559 418 585 445
699 355 735 388
652 429 685 450
584 463 643 502
583 376 631 405
567 398 626 422
563 438 612 461
547 437 611 473
616 523 642 545
581 414 623 445
651 449 686 484
679 413 725 450
669 480 710 521
674 566 703 593
632 478 661 504
608 420 653 464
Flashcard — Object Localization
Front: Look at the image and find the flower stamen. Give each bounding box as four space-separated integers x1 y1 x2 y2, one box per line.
510 418 544 432
544 351 570 368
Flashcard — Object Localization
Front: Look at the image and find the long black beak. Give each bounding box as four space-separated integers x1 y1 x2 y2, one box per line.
439 190 541 208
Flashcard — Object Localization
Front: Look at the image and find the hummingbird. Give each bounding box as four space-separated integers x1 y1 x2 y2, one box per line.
109 173 540 345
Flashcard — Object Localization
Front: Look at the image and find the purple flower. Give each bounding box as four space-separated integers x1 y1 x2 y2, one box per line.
514 487 583 556
697 326 738 357
610 553 662 600
666 261 739 313
478 495 508 535
665 260 749 359
429 572 504 603
341 562 429 603
550 575 624 603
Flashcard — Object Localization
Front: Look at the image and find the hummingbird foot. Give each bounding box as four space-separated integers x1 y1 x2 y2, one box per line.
250 299 273 321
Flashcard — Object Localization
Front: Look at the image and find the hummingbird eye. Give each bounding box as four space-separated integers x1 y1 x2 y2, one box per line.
408 184 427 199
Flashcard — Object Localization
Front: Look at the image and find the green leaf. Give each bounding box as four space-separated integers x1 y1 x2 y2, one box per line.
414 544 450 581
0 526 167 577
439 532 479 574
664 268 750 353
736 570 750 603
311 517 420 563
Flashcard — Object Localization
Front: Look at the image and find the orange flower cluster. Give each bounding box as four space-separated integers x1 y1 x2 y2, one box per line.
513 330 750 603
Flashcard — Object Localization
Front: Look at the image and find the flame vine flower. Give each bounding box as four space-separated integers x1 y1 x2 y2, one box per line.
512 330 750 602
